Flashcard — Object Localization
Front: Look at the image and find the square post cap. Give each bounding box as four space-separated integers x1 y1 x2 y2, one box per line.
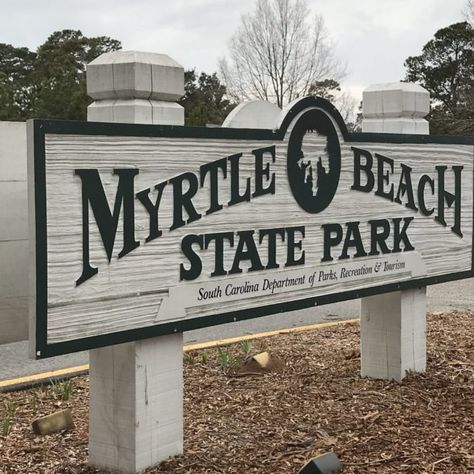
87 51 184 101
363 82 430 119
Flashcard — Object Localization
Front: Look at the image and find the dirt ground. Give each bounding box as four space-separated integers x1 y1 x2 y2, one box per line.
0 311 472 473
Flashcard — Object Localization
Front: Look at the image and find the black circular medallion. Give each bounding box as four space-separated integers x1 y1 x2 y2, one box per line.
287 108 341 213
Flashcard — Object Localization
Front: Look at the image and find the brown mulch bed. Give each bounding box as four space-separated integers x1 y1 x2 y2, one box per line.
0 311 473 473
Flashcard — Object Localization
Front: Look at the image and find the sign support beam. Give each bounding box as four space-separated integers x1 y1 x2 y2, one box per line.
27 63 473 470
360 82 429 381
86 51 185 473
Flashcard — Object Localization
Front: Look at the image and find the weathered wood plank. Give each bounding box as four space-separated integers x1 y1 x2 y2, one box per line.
41 131 473 344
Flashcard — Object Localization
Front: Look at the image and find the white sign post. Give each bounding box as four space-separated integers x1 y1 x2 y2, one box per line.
225 91 432 383
360 82 430 381
27 54 474 473
86 51 185 473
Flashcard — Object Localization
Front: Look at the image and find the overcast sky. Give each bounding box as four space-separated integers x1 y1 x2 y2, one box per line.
0 0 468 102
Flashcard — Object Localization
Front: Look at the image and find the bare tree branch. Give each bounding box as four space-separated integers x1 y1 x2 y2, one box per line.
219 0 346 108
464 0 474 26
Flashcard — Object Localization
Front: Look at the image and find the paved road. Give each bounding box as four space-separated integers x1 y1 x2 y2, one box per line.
1 278 473 382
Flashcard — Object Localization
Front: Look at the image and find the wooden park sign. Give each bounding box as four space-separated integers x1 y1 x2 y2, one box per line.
28 97 474 358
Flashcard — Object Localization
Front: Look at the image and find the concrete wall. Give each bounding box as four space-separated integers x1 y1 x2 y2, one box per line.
0 121 28 343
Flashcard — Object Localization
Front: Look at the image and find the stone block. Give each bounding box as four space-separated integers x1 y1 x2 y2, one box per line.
360 118 384 133
89 99 185 125
87 100 115 122
298 452 342 473
113 60 152 99
111 99 154 124
32 409 75 435
382 118 429 134
363 82 430 120
151 102 184 125
86 62 115 101
87 51 184 101
151 63 185 102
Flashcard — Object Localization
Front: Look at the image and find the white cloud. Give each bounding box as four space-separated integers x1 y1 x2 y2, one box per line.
0 0 467 97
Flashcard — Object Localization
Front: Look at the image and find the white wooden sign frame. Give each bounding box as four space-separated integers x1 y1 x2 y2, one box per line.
28 97 474 358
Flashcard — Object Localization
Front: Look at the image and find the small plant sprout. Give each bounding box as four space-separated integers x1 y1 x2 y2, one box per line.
1 401 16 437
30 391 38 413
200 351 209 364
3 401 17 417
239 340 252 356
1 415 11 436
217 346 239 369
51 379 74 401
184 352 195 365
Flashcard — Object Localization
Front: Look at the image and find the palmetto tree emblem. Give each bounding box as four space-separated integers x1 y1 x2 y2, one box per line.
287 107 341 214
296 129 330 197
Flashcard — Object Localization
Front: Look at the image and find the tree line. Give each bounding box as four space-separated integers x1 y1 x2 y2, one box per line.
0 30 236 126
404 21 473 135
0 0 472 135
0 30 121 121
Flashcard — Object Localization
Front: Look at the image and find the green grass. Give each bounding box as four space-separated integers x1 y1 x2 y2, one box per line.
239 340 252 356
217 346 239 369
50 379 74 401
29 391 38 414
3 401 17 417
1 401 16 437
199 351 209 364
1 415 11 436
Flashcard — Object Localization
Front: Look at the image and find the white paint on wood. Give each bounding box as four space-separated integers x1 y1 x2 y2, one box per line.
89 333 183 472
86 49 185 473
360 81 430 381
88 99 184 125
27 122 38 357
363 82 430 118
87 51 184 102
362 82 430 134
360 288 426 381
159 251 426 320
39 119 473 345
